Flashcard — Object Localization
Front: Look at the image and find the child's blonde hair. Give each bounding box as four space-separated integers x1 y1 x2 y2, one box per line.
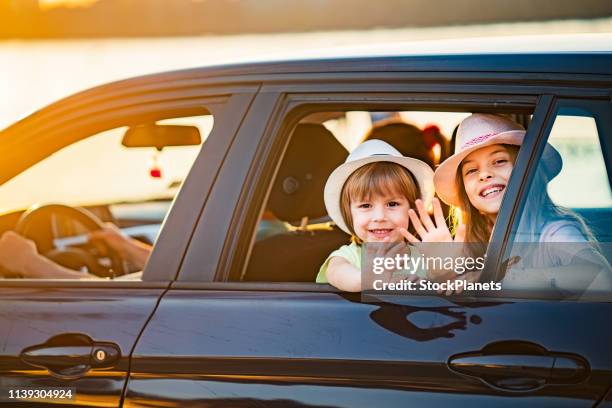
339 162 420 244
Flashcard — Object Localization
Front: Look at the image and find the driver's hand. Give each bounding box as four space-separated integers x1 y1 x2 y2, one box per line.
89 223 152 270
88 223 133 258
0 231 40 276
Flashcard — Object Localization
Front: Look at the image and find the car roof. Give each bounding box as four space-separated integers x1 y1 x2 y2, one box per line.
69 34 610 93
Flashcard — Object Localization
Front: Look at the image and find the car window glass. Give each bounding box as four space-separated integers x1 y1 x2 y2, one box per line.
502 105 612 300
546 114 612 208
0 115 212 213
0 113 213 281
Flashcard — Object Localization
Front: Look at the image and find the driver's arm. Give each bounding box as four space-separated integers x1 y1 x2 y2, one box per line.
89 223 152 271
0 231 99 279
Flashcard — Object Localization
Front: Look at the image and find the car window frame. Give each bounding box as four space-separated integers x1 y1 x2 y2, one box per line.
178 84 548 290
237 97 540 292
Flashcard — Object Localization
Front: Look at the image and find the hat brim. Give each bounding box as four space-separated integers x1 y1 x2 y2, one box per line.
433 130 525 207
325 155 435 234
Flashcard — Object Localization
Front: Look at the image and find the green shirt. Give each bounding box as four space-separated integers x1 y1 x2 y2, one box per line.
316 242 426 283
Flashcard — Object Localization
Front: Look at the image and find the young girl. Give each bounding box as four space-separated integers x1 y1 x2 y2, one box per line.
316 139 434 292
404 113 610 294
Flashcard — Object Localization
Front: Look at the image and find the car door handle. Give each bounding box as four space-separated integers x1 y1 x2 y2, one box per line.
448 341 589 392
20 333 121 380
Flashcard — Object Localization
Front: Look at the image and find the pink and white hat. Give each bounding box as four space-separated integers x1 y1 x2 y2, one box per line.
434 113 560 207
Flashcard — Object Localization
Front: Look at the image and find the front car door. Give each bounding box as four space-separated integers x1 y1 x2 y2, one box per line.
0 74 257 406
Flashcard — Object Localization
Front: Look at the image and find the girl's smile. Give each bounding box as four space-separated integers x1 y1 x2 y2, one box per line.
479 183 506 199
461 145 515 217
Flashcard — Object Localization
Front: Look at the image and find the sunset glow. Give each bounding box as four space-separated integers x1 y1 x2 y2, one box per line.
38 0 100 11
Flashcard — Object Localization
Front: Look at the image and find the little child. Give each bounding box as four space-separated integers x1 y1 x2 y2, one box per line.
316 139 434 292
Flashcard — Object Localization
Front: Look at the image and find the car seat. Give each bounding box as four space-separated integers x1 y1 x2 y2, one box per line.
364 120 446 169
243 123 350 282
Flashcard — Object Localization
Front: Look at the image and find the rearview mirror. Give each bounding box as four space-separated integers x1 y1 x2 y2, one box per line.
122 124 201 150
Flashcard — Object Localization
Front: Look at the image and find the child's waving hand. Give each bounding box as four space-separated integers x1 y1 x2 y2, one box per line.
399 197 468 285
400 197 465 243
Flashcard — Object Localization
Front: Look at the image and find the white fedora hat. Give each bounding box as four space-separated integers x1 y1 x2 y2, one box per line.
434 113 561 207
324 139 434 234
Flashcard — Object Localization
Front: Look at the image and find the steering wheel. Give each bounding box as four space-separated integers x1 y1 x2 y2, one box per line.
15 204 126 278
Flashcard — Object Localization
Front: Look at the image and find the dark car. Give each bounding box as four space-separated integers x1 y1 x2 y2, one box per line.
0 36 611 407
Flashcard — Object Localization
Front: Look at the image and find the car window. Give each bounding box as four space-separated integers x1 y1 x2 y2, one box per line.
0 113 213 281
240 109 477 284
502 103 612 300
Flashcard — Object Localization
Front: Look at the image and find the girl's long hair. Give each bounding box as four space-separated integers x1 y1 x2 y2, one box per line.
450 169 491 258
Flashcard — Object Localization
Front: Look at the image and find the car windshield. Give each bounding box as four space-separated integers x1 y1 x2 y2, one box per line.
0 115 213 215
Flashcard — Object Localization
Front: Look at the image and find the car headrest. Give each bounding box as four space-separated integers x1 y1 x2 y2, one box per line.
364 121 436 168
268 123 347 223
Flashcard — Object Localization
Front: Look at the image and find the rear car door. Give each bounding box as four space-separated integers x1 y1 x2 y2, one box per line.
125 67 612 407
